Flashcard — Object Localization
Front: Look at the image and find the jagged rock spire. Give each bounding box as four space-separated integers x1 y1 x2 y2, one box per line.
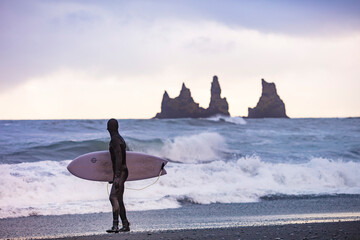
208 75 229 116
248 79 288 118
179 83 192 100
154 76 230 119
211 75 221 98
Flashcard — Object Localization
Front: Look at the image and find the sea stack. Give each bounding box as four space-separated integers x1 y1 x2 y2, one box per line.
207 76 230 117
154 76 230 119
248 79 289 118
154 83 206 118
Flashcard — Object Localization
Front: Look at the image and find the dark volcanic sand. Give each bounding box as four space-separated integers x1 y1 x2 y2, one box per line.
47 221 360 240
1 196 360 239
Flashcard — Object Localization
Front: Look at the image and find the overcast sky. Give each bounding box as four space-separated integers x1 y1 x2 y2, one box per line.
1 0 360 119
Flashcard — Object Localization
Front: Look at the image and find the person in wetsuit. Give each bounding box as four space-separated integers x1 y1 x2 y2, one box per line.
106 118 130 233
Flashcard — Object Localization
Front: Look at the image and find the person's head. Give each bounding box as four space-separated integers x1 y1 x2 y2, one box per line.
107 118 119 133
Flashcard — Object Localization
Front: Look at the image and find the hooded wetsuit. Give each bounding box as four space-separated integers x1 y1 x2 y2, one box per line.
107 118 130 233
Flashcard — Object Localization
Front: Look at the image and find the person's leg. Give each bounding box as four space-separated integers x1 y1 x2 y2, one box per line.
106 185 120 233
117 170 130 232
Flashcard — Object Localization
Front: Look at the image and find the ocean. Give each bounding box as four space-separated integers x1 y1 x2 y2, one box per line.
0 117 360 238
1 117 359 218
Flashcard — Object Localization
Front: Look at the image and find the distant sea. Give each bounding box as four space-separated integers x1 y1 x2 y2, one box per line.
0 117 359 220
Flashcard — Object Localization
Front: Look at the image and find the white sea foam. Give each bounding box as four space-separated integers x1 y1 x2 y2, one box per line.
148 132 227 163
207 115 247 125
1 156 359 219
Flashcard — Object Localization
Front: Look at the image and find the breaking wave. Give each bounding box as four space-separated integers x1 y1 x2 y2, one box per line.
1 118 359 219
1 155 359 219
206 115 247 125
148 132 228 163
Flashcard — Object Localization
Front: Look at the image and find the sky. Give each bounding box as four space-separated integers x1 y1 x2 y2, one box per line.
0 0 360 119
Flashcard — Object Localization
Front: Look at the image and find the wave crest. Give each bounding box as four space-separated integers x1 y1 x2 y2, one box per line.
1 154 359 219
153 132 227 163
206 115 247 125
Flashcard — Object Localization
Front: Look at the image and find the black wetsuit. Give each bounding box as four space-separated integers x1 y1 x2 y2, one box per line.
107 119 130 233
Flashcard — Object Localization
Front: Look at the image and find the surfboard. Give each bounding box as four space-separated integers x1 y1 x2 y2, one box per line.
67 151 168 182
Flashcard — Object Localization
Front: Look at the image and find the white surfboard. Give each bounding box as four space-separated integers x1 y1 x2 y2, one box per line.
67 151 168 182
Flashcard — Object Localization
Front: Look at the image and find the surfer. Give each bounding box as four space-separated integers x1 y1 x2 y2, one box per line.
106 118 130 233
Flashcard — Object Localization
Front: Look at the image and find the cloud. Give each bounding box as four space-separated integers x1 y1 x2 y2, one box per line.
0 17 359 119
1 0 360 90
0 69 160 119
0 0 359 118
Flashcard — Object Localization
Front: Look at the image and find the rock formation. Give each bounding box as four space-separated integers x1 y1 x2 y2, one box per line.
207 76 230 117
154 76 230 119
248 79 288 118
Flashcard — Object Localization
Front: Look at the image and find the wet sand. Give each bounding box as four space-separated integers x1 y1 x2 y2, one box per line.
48 221 360 240
1 197 360 239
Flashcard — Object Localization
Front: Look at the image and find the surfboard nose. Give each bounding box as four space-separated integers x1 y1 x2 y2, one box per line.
67 161 75 175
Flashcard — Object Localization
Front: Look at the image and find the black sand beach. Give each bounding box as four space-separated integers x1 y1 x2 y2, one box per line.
50 221 360 240
1 195 360 239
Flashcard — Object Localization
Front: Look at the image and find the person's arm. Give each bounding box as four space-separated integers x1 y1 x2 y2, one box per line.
111 141 123 188
120 141 126 165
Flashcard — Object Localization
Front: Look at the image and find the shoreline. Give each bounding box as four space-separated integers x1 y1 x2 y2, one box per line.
1 196 360 239
30 221 360 240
